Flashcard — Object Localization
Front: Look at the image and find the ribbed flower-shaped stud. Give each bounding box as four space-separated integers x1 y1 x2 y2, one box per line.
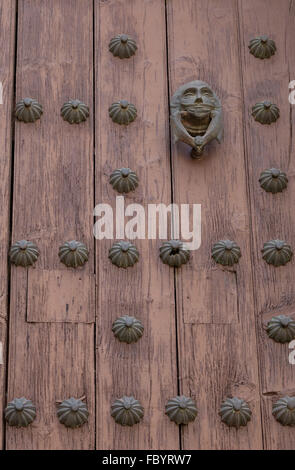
262 240 293 267
266 315 295 343
15 97 43 123
109 34 137 59
109 100 137 125
109 168 139 194
58 240 89 268
248 35 276 59
272 396 295 426
251 101 280 125
108 241 139 268
61 99 89 124
111 396 144 426
159 240 190 267
165 396 198 425
112 315 144 344
57 397 89 428
212 240 241 266
259 168 288 193
5 397 36 428
219 397 252 429
10 240 40 267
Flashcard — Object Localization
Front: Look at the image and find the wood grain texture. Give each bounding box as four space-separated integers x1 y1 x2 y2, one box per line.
238 0 295 450
167 0 263 449
0 0 16 448
6 0 95 449
94 0 179 450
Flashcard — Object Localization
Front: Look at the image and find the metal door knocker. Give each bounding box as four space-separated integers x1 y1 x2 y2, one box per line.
170 80 223 158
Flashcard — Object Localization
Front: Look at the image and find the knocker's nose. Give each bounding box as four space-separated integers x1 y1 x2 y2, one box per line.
195 97 203 104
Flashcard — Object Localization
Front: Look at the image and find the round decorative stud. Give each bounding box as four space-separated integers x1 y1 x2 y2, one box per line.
108 241 139 269
251 101 280 125
10 240 40 267
61 99 89 124
112 315 144 344
272 396 295 426
4 397 36 428
58 240 89 268
57 397 89 428
109 168 139 194
165 396 198 425
15 97 43 123
108 100 137 125
259 168 288 194
159 240 190 268
248 35 276 59
211 240 241 266
111 396 144 426
266 315 295 343
262 239 293 267
219 397 252 429
109 34 137 59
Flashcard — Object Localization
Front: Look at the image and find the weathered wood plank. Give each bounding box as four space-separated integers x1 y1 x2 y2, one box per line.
238 0 295 450
94 0 179 450
6 0 95 449
167 0 263 449
0 0 16 448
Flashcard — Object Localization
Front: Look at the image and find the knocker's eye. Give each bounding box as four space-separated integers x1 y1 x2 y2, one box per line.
201 89 212 96
183 89 195 98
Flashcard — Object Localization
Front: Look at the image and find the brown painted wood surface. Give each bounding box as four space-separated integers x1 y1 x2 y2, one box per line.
2 0 295 450
0 0 16 448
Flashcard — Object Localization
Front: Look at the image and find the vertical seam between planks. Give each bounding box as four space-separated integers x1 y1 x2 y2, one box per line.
164 0 181 450
4 0 18 450
235 0 265 449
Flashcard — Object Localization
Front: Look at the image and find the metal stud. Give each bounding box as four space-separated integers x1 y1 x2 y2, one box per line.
266 315 295 343
111 396 144 426
109 34 137 59
262 239 293 267
57 397 89 428
219 397 251 428
112 315 144 344
211 240 241 266
108 241 139 268
4 397 36 428
248 36 276 59
109 100 137 125
259 168 288 193
61 99 89 124
251 101 280 125
10 240 40 267
58 240 89 268
15 98 43 123
159 240 190 267
165 396 197 425
109 168 139 194
272 396 295 426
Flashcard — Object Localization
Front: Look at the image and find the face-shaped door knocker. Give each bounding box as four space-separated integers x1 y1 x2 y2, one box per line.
170 80 223 158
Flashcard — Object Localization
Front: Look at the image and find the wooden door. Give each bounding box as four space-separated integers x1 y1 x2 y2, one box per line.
1 0 294 450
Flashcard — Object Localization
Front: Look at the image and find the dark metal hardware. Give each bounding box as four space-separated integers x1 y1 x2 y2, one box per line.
165 396 197 425
109 34 137 59
4 397 36 427
272 396 295 426
251 101 280 124
61 99 89 124
111 396 144 426
248 36 276 59
109 168 139 193
109 100 137 125
10 240 40 267
259 168 288 193
112 315 144 344
170 80 223 158
15 98 43 123
108 241 139 268
57 397 89 428
261 239 293 266
159 240 190 267
58 240 89 268
212 240 241 266
219 397 251 428
267 315 295 343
